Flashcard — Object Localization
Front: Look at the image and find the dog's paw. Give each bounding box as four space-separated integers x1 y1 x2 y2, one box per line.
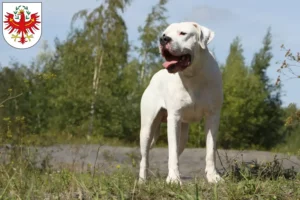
206 171 224 183
138 177 146 185
166 174 182 185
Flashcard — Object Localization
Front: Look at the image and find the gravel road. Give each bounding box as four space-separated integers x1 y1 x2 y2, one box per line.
1 145 299 179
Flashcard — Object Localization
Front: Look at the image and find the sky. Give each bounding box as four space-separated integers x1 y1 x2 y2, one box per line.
1 0 299 107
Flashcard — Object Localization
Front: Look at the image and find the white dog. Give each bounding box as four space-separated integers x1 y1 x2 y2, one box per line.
138 22 223 184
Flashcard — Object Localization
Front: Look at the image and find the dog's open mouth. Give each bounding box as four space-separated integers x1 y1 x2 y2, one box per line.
161 49 192 73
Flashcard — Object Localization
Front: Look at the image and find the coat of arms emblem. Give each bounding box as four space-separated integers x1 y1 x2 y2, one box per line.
2 2 42 49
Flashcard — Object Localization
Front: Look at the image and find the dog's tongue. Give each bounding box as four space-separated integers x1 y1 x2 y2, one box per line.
163 60 179 68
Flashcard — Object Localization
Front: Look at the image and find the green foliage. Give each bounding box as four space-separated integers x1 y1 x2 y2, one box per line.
137 0 168 85
188 122 206 147
0 61 53 137
218 36 284 150
273 45 300 154
251 27 272 85
219 38 265 148
250 28 285 149
274 104 300 154
47 0 134 139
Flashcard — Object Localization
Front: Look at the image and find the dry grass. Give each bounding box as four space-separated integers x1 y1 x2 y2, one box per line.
0 147 299 200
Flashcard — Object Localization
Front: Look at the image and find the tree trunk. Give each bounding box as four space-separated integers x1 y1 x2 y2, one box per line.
88 51 103 136
140 50 147 84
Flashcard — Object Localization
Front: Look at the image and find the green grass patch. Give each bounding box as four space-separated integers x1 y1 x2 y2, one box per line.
0 149 299 200
2 132 138 147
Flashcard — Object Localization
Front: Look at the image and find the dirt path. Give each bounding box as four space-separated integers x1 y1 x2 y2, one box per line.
1 145 300 179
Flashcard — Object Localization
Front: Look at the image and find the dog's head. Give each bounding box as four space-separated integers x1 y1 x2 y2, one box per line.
159 22 215 73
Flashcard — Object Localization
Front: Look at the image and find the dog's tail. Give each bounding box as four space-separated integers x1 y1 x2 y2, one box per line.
150 124 161 149
149 137 157 149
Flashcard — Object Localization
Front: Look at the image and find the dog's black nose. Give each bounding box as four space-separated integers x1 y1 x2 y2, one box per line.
160 34 171 45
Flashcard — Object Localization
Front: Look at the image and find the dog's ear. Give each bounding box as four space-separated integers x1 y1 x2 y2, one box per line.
193 23 215 49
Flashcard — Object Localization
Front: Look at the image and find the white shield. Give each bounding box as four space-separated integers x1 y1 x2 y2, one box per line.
2 2 42 49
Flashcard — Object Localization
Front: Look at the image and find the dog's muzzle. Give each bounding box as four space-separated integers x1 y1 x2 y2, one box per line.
160 46 192 73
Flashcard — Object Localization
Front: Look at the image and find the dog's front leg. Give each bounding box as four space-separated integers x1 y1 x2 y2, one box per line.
204 112 223 183
166 114 182 185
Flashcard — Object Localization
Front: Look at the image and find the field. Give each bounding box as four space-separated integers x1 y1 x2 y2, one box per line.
0 145 299 199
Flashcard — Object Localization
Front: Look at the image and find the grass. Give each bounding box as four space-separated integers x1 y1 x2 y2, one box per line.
1 125 299 199
0 164 299 199
0 147 300 200
2 132 138 147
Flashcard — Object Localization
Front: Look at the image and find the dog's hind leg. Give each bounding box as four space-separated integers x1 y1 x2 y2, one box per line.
178 122 189 156
204 111 223 183
139 92 162 183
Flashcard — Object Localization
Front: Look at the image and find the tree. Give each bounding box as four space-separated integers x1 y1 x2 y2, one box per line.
0 63 34 141
137 0 168 86
251 28 272 85
275 46 300 151
250 29 285 149
218 37 269 149
276 104 300 153
43 0 132 138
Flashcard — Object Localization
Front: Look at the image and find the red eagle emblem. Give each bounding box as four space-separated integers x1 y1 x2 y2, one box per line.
4 8 40 44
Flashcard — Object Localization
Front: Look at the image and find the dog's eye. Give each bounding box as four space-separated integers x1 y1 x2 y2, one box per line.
179 31 187 36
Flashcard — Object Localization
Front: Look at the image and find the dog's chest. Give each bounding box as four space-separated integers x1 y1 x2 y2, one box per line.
182 90 209 122
167 86 214 123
